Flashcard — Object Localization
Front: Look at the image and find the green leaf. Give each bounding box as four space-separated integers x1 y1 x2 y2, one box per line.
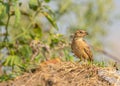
0 20 4 25
0 74 15 82
5 3 10 14
18 45 32 58
33 27 42 38
68 56 74 62
44 5 55 16
50 38 59 47
42 12 58 30
3 55 22 67
11 0 18 2
14 5 21 27
0 3 6 19
29 0 38 11
44 0 50 3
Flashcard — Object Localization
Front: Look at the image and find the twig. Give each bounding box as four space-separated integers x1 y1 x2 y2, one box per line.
23 72 41 86
3 2 11 42
12 7 41 41
10 10 31 17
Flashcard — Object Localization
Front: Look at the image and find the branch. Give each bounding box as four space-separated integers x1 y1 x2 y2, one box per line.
10 10 30 17
3 3 11 42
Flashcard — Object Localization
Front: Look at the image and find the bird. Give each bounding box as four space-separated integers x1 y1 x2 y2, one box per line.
71 30 93 61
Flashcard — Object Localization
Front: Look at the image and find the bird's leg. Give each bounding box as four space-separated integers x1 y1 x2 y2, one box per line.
113 62 118 70
76 57 82 64
83 59 88 65
78 58 82 62
87 60 94 67
76 59 81 63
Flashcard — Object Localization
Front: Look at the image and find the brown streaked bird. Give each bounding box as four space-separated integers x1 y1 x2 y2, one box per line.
71 30 93 61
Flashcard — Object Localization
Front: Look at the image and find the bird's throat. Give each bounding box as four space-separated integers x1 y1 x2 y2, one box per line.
74 37 83 41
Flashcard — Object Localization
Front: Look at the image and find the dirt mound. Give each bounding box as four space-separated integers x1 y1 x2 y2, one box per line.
0 61 113 86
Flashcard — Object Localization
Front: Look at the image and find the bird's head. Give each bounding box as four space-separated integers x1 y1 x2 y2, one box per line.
74 30 88 38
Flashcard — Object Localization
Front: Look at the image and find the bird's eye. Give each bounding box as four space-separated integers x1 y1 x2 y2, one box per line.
79 31 82 33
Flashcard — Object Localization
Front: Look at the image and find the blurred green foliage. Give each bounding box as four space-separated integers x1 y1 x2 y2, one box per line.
0 0 113 81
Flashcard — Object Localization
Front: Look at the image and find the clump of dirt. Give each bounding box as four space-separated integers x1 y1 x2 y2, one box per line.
0 61 113 86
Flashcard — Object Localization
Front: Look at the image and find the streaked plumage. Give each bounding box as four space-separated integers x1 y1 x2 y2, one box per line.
71 30 93 61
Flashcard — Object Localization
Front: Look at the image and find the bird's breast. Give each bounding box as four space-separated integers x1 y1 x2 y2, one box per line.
71 39 84 53
72 39 86 48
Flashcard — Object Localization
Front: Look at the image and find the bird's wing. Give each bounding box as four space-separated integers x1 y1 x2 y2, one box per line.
83 46 93 61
